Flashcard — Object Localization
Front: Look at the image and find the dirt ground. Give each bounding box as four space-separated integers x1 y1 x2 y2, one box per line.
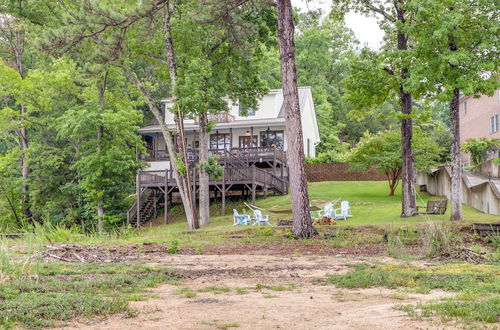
65 254 461 330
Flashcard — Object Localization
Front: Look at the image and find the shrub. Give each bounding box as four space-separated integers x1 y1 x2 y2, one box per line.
167 240 180 254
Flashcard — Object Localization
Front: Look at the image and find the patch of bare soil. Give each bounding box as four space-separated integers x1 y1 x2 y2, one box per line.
65 254 458 330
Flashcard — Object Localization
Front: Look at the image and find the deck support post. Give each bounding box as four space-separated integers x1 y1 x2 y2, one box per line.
136 170 141 227
222 171 226 216
229 127 233 149
164 169 168 224
153 194 157 220
192 166 197 216
252 165 256 204
273 145 277 176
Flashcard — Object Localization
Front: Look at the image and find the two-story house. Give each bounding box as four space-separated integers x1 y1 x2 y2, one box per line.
138 86 320 169
128 87 320 226
459 89 500 165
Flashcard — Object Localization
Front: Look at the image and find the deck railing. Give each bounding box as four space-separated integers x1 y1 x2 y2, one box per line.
138 157 287 195
194 112 235 124
142 146 286 164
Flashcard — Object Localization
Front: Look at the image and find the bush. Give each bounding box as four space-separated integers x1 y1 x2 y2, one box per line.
461 138 500 164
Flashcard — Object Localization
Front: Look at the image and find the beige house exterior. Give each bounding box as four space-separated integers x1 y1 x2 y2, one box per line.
459 89 500 164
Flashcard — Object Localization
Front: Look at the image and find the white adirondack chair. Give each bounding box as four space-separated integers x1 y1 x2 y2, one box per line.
233 209 251 226
334 201 352 220
311 203 334 221
252 210 271 226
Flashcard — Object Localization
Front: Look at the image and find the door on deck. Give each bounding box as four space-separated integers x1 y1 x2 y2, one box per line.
239 135 257 148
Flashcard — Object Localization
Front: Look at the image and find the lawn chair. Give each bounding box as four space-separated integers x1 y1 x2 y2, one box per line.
334 201 352 220
415 200 447 215
252 210 271 226
311 203 334 221
233 209 251 226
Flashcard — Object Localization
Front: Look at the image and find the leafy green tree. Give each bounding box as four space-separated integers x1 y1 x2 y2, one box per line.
407 0 500 220
56 68 143 232
349 130 441 196
40 0 276 229
462 138 500 165
332 0 419 217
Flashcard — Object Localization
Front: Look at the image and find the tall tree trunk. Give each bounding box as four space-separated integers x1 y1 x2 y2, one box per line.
450 87 462 220
396 1 416 217
96 73 107 234
399 85 416 216
198 111 210 225
13 29 33 223
0 184 21 227
19 121 32 221
97 124 104 234
162 4 199 229
276 0 317 238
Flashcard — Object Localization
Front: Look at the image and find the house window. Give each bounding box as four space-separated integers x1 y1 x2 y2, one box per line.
239 103 255 116
307 138 310 157
491 115 499 133
260 130 284 149
239 135 257 148
463 101 467 115
210 132 231 150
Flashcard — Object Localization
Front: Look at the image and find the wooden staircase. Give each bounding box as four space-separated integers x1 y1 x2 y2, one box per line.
127 188 164 227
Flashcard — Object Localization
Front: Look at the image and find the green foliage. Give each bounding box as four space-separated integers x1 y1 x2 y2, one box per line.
200 155 223 179
175 157 187 177
167 240 180 254
407 0 500 102
348 130 442 194
461 138 500 165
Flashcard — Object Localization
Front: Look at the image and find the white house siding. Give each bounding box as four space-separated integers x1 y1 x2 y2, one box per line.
147 161 170 171
145 87 320 165
231 93 279 120
300 91 319 158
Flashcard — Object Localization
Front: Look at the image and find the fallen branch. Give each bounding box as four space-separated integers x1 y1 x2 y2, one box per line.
46 253 73 263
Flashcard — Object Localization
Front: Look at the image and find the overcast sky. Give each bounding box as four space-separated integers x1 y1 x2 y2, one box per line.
291 0 384 50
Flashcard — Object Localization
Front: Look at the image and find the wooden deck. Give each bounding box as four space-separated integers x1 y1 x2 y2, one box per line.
128 148 288 227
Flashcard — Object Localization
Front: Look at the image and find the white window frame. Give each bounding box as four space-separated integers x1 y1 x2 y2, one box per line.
491 114 499 134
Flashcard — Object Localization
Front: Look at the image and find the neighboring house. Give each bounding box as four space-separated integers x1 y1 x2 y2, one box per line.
138 86 320 171
128 87 320 226
459 89 500 165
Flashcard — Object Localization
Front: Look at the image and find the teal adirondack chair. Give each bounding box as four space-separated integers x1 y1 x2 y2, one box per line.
233 209 251 226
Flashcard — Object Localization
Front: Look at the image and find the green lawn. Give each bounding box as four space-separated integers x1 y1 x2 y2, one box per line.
6 181 498 248
256 181 499 226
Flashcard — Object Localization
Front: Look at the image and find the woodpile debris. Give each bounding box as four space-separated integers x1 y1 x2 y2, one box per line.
37 243 168 263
